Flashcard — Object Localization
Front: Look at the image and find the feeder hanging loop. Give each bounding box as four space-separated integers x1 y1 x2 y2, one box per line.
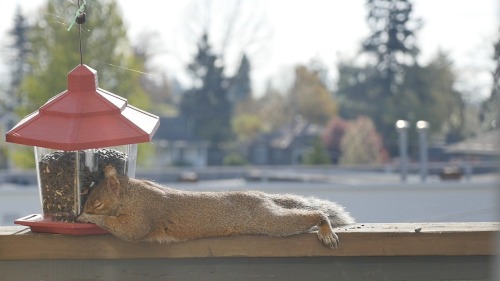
67 0 87 31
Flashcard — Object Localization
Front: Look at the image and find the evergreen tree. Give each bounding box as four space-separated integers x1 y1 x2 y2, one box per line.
6 6 30 111
227 54 252 103
363 0 420 96
180 32 232 145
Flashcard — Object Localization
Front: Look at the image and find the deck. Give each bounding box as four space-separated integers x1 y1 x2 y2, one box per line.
1 222 499 280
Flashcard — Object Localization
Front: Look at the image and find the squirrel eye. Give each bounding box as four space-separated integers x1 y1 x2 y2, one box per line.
94 201 103 209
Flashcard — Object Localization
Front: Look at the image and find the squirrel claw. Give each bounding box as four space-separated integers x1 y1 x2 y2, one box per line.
317 221 340 249
77 213 90 223
317 230 340 249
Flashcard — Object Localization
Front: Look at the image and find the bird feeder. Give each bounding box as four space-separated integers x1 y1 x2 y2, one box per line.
6 64 159 234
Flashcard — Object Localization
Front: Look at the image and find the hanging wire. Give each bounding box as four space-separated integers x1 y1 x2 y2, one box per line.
67 0 87 65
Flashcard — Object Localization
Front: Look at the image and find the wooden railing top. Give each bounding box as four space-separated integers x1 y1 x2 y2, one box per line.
1 222 498 260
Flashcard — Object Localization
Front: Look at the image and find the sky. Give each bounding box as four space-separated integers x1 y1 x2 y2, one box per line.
0 0 498 100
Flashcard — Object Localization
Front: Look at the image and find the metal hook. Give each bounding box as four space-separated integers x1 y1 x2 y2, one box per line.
67 0 87 31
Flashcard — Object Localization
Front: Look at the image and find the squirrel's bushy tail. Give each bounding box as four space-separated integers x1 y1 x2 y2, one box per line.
268 193 355 226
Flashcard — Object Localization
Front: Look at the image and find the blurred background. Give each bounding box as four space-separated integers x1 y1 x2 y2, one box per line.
0 0 498 225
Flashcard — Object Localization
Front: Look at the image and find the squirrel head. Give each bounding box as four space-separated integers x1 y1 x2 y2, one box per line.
81 165 123 216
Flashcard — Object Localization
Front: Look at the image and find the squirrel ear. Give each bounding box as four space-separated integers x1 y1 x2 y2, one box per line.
107 174 121 197
104 165 117 178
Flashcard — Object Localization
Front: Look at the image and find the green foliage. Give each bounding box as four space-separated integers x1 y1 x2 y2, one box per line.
232 114 264 142
400 52 465 142
291 65 337 125
337 53 466 151
339 116 388 165
223 152 247 166
7 0 153 168
255 86 291 131
480 29 500 131
18 0 151 117
302 138 331 165
136 143 155 168
336 0 427 154
9 146 36 169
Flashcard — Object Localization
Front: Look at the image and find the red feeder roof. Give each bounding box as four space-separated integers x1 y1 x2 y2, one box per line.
6 64 160 151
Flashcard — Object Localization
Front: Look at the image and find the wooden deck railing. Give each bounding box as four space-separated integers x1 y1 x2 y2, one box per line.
1 222 499 280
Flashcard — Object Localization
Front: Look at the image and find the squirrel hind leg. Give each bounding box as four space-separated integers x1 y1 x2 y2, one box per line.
317 220 339 248
258 208 340 248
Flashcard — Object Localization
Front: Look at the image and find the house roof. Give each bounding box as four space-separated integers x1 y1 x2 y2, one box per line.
153 116 204 142
256 116 323 149
445 129 500 155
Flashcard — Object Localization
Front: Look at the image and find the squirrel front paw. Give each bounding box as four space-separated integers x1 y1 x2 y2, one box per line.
317 222 340 248
77 213 90 223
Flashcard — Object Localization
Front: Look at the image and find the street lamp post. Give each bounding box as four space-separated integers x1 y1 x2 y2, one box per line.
395 120 410 182
416 121 430 182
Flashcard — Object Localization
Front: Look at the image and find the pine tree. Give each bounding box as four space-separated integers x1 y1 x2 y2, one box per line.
227 54 252 103
5 6 30 113
180 32 232 145
363 0 420 96
337 0 424 153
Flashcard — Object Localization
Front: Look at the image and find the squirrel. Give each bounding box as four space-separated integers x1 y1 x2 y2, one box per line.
78 165 355 248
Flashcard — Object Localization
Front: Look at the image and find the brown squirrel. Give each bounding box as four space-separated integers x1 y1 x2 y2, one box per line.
78 165 355 248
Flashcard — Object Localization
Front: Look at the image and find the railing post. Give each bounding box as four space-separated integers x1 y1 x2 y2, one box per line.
416 121 430 182
396 120 410 182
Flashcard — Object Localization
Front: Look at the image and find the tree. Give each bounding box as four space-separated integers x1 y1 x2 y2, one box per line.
290 65 337 125
303 137 331 165
321 116 350 164
480 29 500 131
5 6 30 111
400 51 465 142
363 0 420 96
255 83 291 131
10 0 152 168
232 114 264 142
227 53 252 103
339 116 388 165
1 6 30 168
134 31 175 116
337 0 421 152
180 32 232 145
336 0 472 152
19 0 151 117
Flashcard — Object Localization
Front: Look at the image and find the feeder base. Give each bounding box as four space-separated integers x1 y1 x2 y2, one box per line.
14 214 108 235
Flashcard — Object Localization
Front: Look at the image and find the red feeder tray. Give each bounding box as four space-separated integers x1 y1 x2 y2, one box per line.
15 214 109 235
